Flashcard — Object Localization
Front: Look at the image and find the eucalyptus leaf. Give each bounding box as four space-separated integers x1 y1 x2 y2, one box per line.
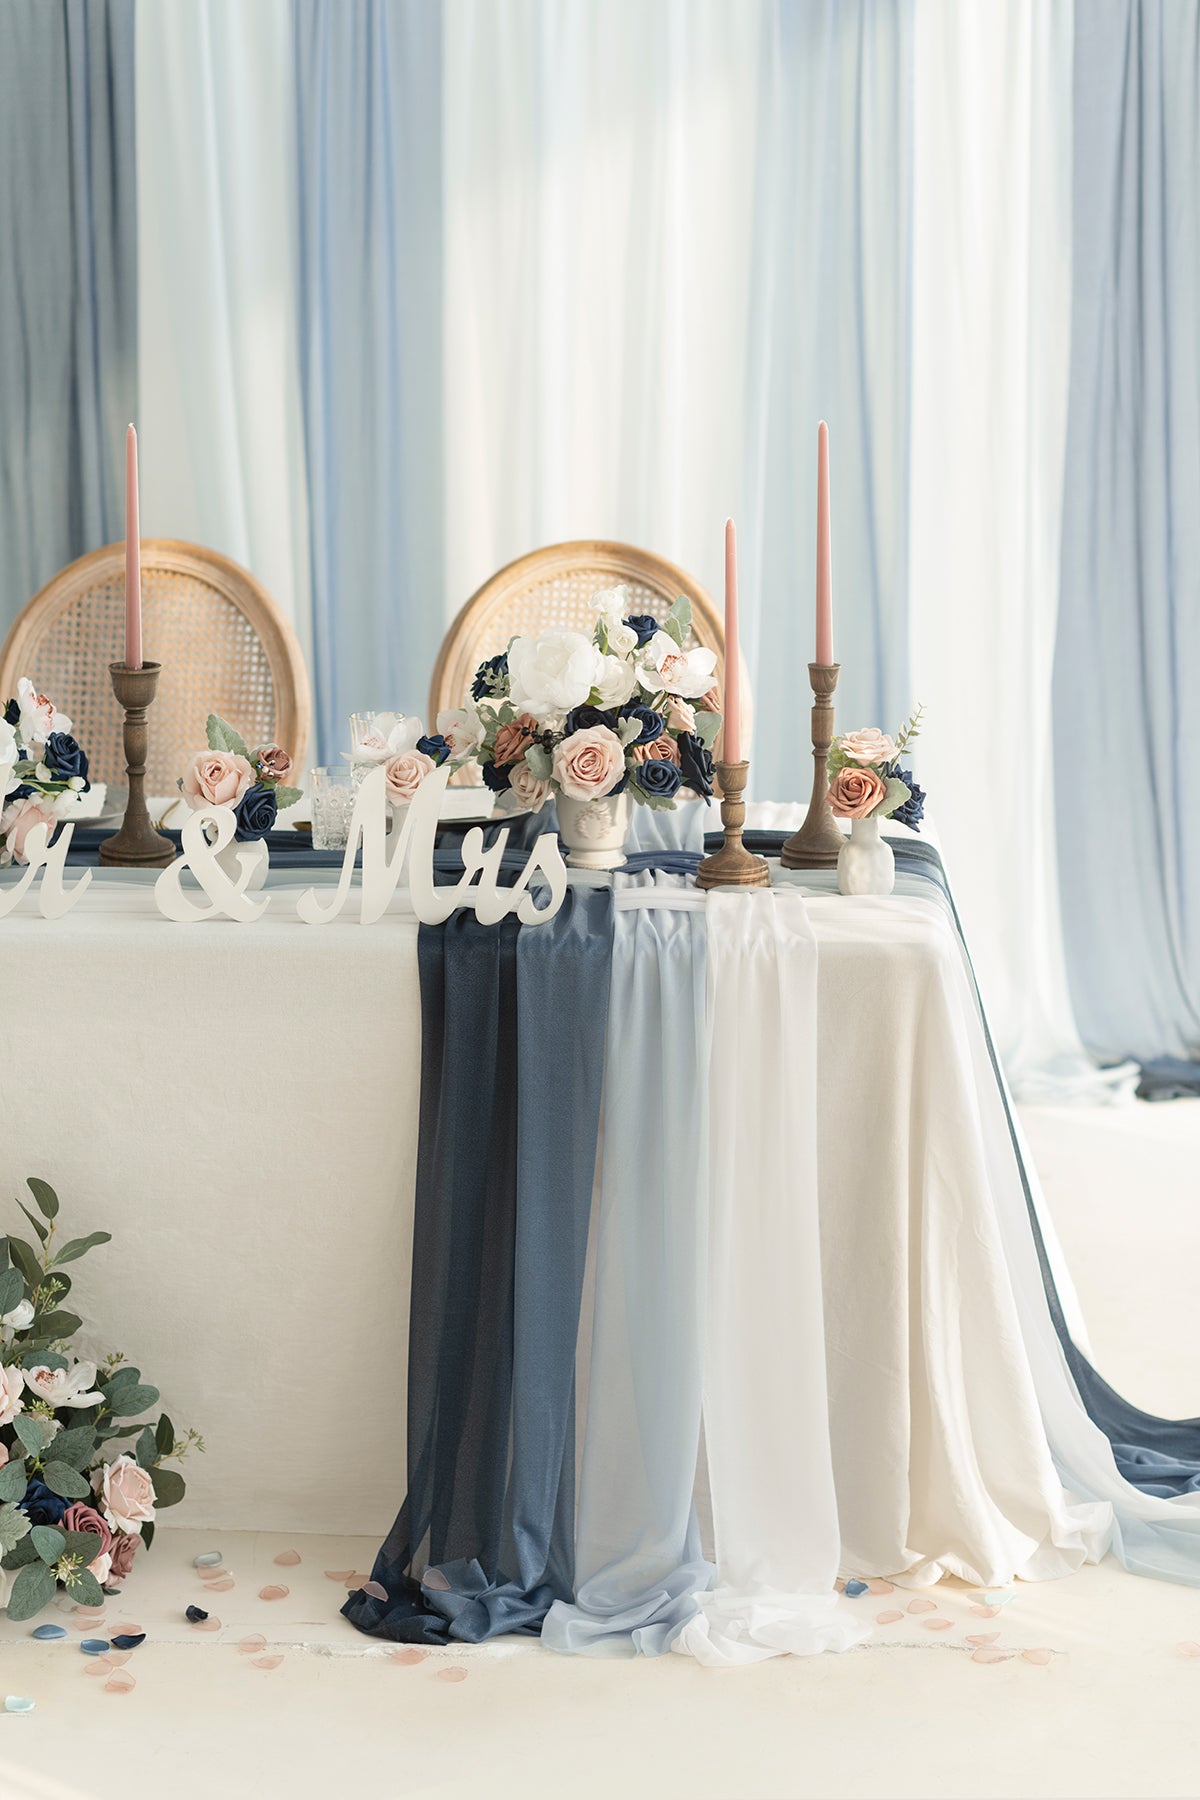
30 1525 65 1566
692 710 722 750
2 1531 40 1569
59 1528 105 1563
49 1232 111 1268
6 1557 56 1620
66 1567 105 1608
135 1425 157 1470
106 1383 159 1418
32 1309 82 1341
103 1365 140 1391
48 1425 96 1470
41 1460 91 1500
0 1238 9 1273
21 1348 67 1372
876 777 911 820
8 1237 42 1288
273 783 303 811
0 1501 31 1552
205 713 251 760
0 1459 27 1502
15 1203 48 1245
151 1466 186 1509
27 1177 59 1220
14 1414 52 1457
155 1413 175 1457
524 743 552 781
0 1264 23 1316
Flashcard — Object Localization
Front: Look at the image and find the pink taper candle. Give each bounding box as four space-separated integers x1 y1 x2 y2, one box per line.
723 517 742 764
815 420 833 665
124 424 143 670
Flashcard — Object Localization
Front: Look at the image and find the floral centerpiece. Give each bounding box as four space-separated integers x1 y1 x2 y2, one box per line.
1 1179 201 1621
347 713 456 807
180 715 302 841
826 706 927 896
0 678 93 866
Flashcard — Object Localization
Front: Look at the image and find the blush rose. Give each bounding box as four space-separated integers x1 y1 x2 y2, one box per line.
827 764 887 818
384 750 436 805
182 751 255 809
96 1453 157 1536
552 725 626 800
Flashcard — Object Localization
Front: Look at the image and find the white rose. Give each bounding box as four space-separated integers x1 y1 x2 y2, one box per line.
507 629 600 720
636 631 718 700
591 654 637 710
1 1298 34 1332
0 1363 24 1427
24 1359 105 1409
436 705 486 763
594 586 639 658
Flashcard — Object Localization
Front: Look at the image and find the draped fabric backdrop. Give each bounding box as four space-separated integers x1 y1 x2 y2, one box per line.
0 0 1197 1087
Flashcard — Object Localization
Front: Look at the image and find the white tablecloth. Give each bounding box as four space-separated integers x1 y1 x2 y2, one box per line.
0 841 1101 1586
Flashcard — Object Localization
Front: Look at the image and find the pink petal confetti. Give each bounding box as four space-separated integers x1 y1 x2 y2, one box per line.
421 1568 451 1592
970 1605 1001 1618
104 1670 136 1693
237 1634 267 1655
84 1660 113 1677
258 1585 289 1602
204 1578 235 1593
360 1580 388 1602
436 1666 469 1683
344 1573 372 1590
391 1647 430 1666
199 1569 231 1583
72 1620 106 1633
250 1655 284 1670
1175 1641 1200 1659
112 1622 143 1637
324 1569 355 1583
972 1648 1011 1664
274 1550 302 1566
191 1618 222 1633
875 1610 904 1624
1021 1648 1053 1666
907 1598 937 1615
922 1618 954 1633
105 1650 133 1667
866 1579 894 1595
966 1633 1000 1646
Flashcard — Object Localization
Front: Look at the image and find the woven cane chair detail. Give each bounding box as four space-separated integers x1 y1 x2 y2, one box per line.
429 542 734 764
0 541 311 795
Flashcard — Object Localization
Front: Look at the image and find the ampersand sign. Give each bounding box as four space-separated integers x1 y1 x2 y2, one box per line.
155 806 271 923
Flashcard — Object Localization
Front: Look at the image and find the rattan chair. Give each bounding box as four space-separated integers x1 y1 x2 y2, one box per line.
430 542 736 763
0 541 311 794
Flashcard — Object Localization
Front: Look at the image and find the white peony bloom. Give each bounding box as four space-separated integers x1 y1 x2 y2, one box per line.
16 676 71 748
591 654 638 710
0 1363 25 1426
636 631 718 700
0 720 18 797
1 1298 34 1332
507 629 601 721
24 1359 105 1409
436 704 486 763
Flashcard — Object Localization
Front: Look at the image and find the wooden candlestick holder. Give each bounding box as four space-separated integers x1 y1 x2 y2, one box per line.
695 759 771 889
98 661 176 869
781 662 845 869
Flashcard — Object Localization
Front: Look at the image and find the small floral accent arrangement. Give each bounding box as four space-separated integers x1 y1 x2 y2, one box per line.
348 713 455 805
0 678 93 866
0 1179 202 1621
826 706 927 828
180 715 302 840
441 587 723 812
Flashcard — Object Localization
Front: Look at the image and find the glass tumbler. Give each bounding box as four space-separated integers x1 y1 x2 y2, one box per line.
310 766 356 851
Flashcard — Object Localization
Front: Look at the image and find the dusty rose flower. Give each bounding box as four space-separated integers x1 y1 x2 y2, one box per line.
384 749 436 805
552 724 626 800
256 744 293 781
507 761 552 812
108 1532 138 1585
63 1502 113 1558
633 734 681 765
1 797 56 863
666 697 696 733
836 727 896 767
182 751 255 809
96 1454 157 1536
492 714 539 766
827 764 887 819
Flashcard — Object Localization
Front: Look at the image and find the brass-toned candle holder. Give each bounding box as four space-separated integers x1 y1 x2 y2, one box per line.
695 759 771 889
98 661 176 868
781 662 844 869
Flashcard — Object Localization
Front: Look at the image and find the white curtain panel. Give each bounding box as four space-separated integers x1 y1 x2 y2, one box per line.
134 0 314 673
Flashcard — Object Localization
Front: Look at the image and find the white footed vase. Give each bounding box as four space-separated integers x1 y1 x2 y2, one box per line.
556 790 632 871
214 836 270 893
837 814 895 896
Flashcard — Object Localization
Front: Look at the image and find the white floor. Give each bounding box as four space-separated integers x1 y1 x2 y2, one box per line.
3 1102 1199 1800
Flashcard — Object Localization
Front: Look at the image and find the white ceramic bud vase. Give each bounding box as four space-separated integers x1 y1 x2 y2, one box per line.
214 837 270 893
556 790 632 871
837 814 895 896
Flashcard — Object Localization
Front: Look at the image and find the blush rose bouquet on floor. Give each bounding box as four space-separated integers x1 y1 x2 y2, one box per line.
0 1178 202 1621
0 677 95 867
825 705 927 829
446 587 724 813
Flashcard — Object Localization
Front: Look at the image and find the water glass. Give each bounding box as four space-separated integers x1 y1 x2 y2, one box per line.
310 766 356 851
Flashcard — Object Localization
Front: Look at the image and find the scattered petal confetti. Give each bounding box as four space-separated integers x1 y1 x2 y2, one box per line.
104 1671 136 1693
844 1579 868 1598
84 1661 112 1678
198 1568 231 1582
273 1550 302 1567
191 1618 221 1633
80 1639 110 1656
922 1618 954 1633
966 1633 1000 1646
1021 1648 1052 1666
110 1634 146 1651
32 1624 67 1640
436 1667 469 1683
194 1551 223 1567
907 1599 937 1615
972 1648 1011 1664
980 1593 1016 1608
422 1568 451 1592
391 1648 430 1666
360 1580 388 1602
324 1569 355 1583
345 1572 373 1589
875 1611 904 1624
250 1655 284 1670
204 1578 235 1593
258 1585 289 1602
1176 1642 1200 1660
970 1605 1001 1618
74 1603 106 1615
185 1606 208 1624
866 1580 894 1596
5 1697 35 1713
72 1621 106 1634
237 1634 267 1655
105 1651 133 1667
112 1622 143 1637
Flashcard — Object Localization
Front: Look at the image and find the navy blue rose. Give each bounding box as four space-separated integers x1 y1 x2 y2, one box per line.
678 732 715 800
20 1479 68 1526
481 759 512 793
471 653 509 701
633 759 682 801
624 614 659 647
618 702 664 746
43 731 90 791
233 782 278 841
564 704 618 736
4 698 18 726
886 764 926 831
416 733 451 766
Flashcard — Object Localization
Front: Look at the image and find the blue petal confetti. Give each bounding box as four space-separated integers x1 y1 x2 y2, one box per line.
110 1633 146 1650
5 1696 36 1713
31 1624 67 1640
844 1579 869 1598
80 1639 110 1655
193 1551 223 1567
185 1605 208 1623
